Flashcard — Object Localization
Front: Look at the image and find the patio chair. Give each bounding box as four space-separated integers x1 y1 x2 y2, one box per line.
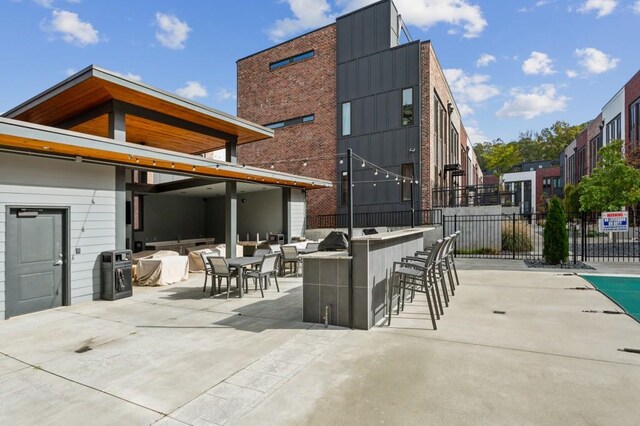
279 245 301 277
402 255 443 315
200 252 215 293
446 231 461 287
206 256 239 298
432 237 453 305
244 253 280 298
387 260 439 330
253 248 272 258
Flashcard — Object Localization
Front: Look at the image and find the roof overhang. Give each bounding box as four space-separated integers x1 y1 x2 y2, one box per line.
0 118 332 190
2 65 274 153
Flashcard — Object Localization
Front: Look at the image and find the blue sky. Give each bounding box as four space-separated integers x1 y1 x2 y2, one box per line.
1 0 639 145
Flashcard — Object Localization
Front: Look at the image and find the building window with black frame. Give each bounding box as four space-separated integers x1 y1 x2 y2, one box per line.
402 88 413 126
401 163 413 202
342 102 351 136
630 98 640 148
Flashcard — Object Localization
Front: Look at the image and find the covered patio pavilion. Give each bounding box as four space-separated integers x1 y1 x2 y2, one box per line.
0 66 331 319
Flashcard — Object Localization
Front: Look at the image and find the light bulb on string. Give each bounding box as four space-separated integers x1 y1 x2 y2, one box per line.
385 173 389 178
374 170 378 176
270 164 275 169
339 159 344 165
303 160 308 167
361 160 365 168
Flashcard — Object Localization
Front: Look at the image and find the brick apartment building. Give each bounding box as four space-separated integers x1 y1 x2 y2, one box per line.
236 0 483 218
564 68 640 185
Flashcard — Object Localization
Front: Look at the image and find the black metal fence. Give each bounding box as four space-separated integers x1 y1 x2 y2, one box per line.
307 209 443 229
443 212 640 262
432 184 516 208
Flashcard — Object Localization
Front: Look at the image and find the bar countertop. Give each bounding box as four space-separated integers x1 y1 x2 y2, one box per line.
351 227 433 242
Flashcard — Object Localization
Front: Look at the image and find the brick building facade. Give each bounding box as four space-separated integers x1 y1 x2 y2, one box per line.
236 0 482 218
237 25 337 216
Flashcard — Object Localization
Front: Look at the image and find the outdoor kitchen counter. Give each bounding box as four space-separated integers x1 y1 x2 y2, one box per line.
303 228 432 329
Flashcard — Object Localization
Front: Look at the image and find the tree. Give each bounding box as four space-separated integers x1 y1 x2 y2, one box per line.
579 140 640 212
484 142 523 178
563 183 582 220
543 197 568 264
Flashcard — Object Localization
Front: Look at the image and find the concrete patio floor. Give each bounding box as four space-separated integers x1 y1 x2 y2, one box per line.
1 260 640 425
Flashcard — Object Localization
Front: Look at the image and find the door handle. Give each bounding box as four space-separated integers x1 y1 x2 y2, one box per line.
54 260 63 266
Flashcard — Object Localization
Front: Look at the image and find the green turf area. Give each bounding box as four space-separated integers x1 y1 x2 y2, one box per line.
581 275 640 323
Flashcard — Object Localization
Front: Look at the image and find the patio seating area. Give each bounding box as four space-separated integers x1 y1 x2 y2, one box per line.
1 260 639 425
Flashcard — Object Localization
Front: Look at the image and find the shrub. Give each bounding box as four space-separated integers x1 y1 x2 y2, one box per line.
543 197 568 264
502 220 533 252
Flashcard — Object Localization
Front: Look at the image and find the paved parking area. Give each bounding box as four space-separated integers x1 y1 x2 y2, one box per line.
1 261 640 425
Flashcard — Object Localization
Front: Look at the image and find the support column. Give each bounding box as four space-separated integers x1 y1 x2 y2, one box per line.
282 188 291 243
108 108 127 250
225 138 238 258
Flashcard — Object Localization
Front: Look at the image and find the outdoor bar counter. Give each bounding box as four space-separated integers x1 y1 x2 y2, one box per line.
302 228 430 330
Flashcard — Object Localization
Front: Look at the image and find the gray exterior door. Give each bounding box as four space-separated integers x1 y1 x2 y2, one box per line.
6 209 66 318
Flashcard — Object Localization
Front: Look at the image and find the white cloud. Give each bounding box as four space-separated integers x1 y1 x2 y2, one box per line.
634 0 640 14
574 47 619 74
65 67 77 77
444 68 500 107
34 0 54 7
518 0 554 13
155 12 191 49
522 51 555 75
457 103 474 116
566 69 578 78
269 0 488 42
466 125 489 145
45 10 99 46
578 0 617 17
268 0 334 42
215 88 237 101
176 81 208 100
497 84 569 120
476 53 496 67
114 71 142 82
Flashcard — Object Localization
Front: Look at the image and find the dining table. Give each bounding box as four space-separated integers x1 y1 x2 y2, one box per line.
226 256 262 297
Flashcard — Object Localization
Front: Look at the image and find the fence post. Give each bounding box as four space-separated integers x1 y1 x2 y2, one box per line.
443 215 447 238
512 213 516 260
573 223 578 265
581 213 587 262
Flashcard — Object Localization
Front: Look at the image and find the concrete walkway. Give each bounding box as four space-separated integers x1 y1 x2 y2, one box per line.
1 260 640 425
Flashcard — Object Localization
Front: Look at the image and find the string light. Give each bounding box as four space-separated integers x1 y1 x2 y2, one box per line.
171 163 175 168
374 169 378 176
192 166 196 171
135 158 140 163
152 160 156 166
386 173 389 178
270 164 275 169
303 160 308 167
361 160 366 168
339 159 344 165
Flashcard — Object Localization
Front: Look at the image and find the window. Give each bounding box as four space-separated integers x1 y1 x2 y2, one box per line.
605 114 621 143
269 50 314 70
450 126 459 165
265 114 314 130
401 163 414 202
401 88 414 126
133 195 143 231
434 96 446 176
553 177 561 189
341 172 348 206
543 177 551 194
630 98 640 148
342 102 351 136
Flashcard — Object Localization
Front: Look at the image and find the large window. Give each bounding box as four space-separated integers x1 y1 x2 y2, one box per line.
543 177 551 195
630 98 640 148
342 102 351 136
450 125 459 165
265 114 314 130
401 88 414 126
269 50 314 70
401 163 414 202
606 114 621 143
434 96 446 175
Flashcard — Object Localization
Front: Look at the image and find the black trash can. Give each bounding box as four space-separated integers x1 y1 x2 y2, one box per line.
101 250 133 300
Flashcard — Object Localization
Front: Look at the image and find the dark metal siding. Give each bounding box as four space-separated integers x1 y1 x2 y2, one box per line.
336 1 421 213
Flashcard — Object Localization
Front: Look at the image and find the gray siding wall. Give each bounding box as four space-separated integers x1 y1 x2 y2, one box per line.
0 154 116 319
336 0 421 214
205 189 286 243
134 195 208 245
